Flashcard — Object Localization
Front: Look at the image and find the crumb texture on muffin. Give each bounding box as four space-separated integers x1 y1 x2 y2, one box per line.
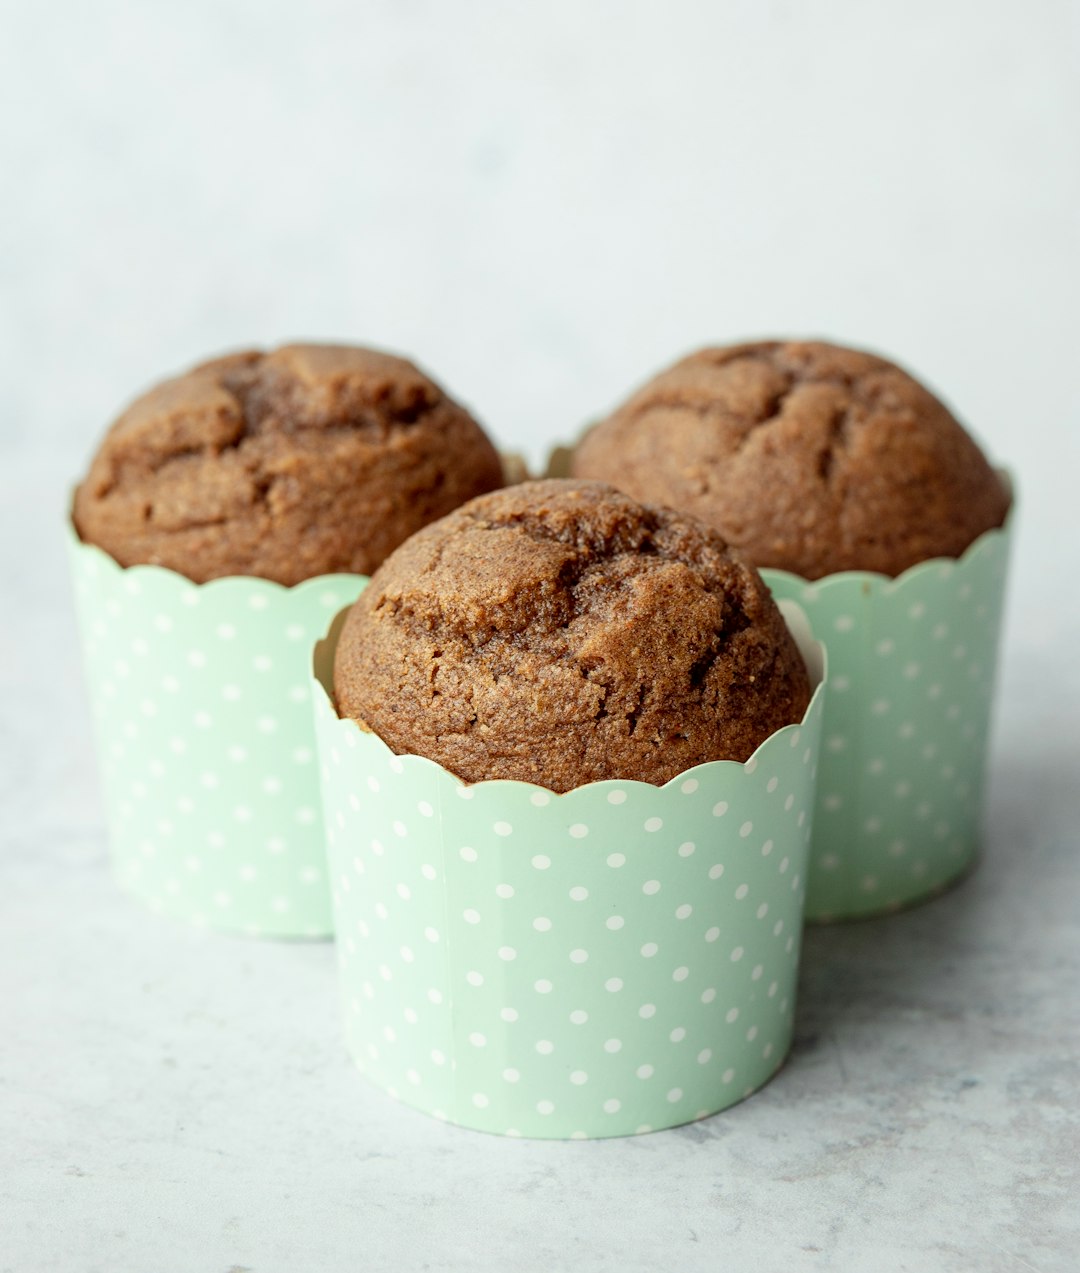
74 344 504 584
572 340 1010 579
334 479 811 792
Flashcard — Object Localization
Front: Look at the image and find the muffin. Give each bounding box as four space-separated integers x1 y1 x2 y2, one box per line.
68 342 500 937
74 343 504 585
333 478 811 792
572 340 1009 580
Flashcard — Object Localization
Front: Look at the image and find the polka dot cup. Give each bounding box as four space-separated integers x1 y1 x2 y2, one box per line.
313 603 826 1139
762 500 1013 921
68 526 367 937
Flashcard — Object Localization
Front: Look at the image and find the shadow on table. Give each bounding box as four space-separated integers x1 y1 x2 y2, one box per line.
790 742 1070 1065
668 746 1070 1142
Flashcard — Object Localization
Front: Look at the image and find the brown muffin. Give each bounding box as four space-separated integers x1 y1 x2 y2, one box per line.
334 478 811 792
73 344 504 585
572 340 1010 580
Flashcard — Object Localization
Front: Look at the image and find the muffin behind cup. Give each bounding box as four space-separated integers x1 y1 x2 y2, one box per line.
315 480 827 1137
69 343 503 937
571 340 1014 919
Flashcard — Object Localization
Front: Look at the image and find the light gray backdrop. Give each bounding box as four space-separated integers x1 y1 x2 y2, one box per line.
3 3 1078 1271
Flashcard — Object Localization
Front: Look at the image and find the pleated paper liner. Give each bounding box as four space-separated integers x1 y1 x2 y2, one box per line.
313 601 826 1139
68 524 367 937
762 497 1013 921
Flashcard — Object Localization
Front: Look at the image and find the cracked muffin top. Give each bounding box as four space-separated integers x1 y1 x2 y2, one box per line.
571 341 1009 579
73 344 504 585
333 478 811 792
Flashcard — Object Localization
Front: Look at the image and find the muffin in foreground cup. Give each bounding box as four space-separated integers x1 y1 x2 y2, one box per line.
572 340 1014 919
69 343 503 937
334 479 812 788
314 479 827 1138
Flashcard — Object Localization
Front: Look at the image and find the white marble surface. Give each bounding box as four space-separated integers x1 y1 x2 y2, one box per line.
4 2 1080 1269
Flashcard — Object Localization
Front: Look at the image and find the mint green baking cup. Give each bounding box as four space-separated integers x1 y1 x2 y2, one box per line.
313 603 826 1139
67 526 367 937
762 504 1013 922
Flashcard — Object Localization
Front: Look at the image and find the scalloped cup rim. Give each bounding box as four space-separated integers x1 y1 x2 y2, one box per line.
66 517 369 596
312 604 827 803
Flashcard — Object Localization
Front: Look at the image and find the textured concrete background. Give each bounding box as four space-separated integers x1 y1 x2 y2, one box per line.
2 2 1078 1270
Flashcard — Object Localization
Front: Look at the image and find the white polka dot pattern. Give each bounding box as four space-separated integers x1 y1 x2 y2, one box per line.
762 512 1013 921
68 531 367 937
313 632 826 1140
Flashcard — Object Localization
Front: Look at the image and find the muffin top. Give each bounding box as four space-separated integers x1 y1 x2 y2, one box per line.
333 478 811 792
74 343 504 585
572 340 1009 579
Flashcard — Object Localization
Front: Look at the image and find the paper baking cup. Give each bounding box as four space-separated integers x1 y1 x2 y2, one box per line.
67 526 367 937
762 504 1013 921
312 603 826 1139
